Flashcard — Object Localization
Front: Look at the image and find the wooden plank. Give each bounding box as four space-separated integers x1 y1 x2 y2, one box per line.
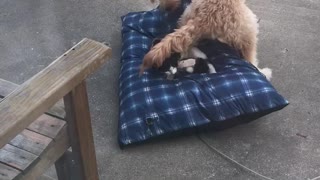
47 100 65 120
0 144 38 171
0 38 111 148
27 114 66 139
0 162 21 180
55 150 82 180
20 125 69 180
0 79 66 119
9 130 52 156
0 95 65 143
38 174 56 180
0 79 17 98
0 94 65 139
55 151 71 180
64 81 99 180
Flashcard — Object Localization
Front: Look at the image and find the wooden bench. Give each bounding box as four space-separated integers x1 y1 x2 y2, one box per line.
0 38 112 180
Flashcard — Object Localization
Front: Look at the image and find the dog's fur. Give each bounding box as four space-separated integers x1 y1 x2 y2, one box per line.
141 0 272 80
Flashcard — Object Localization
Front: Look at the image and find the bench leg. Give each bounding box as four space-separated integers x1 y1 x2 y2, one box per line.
63 81 99 180
55 151 70 180
55 150 84 180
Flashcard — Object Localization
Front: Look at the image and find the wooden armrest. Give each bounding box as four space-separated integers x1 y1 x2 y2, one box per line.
0 38 112 148
0 78 66 119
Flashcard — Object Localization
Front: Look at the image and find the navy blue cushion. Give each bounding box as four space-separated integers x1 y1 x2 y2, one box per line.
119 1 289 146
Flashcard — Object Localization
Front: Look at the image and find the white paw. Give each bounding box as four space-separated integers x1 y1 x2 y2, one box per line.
208 64 216 74
190 48 207 59
259 67 272 81
178 59 196 68
186 67 194 73
170 67 177 74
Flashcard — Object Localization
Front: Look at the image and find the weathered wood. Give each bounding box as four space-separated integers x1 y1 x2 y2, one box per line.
27 114 66 139
38 174 56 180
20 125 69 180
0 162 21 180
0 79 17 98
0 38 111 148
0 79 66 119
0 144 38 171
9 130 52 156
0 95 65 145
47 100 65 120
55 149 82 180
64 81 99 180
55 151 71 180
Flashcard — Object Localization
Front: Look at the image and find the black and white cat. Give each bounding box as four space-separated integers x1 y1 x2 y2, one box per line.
152 39 216 80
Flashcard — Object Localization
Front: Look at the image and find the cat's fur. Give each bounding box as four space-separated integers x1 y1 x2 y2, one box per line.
153 38 216 79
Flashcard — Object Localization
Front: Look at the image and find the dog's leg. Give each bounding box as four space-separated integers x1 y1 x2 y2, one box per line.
231 32 258 65
140 20 201 74
230 6 272 80
237 39 272 80
233 36 272 80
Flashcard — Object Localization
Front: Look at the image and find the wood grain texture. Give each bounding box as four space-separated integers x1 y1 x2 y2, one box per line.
47 100 65 120
0 162 21 180
20 125 69 180
0 38 111 148
0 144 38 171
9 130 52 156
0 79 65 119
0 96 65 144
27 114 66 139
64 82 99 180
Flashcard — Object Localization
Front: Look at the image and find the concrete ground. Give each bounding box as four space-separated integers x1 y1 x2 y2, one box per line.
0 0 319 179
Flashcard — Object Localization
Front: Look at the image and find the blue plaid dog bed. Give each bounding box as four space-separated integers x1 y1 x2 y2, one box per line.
119 1 289 147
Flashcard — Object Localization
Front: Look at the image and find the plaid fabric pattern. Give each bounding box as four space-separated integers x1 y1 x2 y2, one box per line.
119 1 289 146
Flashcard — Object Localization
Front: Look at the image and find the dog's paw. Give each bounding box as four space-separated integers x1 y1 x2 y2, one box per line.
259 67 272 81
178 58 196 68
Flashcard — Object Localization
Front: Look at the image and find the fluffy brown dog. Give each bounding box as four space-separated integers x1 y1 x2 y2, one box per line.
140 0 272 80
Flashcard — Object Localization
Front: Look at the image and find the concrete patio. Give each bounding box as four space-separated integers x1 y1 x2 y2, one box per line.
0 0 319 179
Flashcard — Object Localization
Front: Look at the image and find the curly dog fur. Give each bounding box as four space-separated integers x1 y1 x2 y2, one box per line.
141 0 272 80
